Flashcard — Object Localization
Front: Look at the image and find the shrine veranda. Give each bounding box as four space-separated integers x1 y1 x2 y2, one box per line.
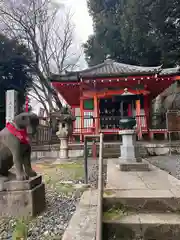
50 59 180 141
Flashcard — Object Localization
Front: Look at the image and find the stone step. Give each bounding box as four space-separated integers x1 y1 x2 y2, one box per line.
103 213 180 239
104 152 119 158
103 189 180 212
119 161 150 171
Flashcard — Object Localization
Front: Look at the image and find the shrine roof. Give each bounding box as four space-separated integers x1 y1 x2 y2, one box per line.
51 59 180 82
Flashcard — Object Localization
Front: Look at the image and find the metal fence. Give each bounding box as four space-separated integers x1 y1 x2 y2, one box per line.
32 113 168 145
31 125 58 146
73 115 147 134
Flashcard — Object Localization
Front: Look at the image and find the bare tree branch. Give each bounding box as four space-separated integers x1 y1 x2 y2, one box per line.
0 0 80 113
31 85 49 115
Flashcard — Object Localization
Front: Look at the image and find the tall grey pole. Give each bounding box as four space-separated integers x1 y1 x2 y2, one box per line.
96 133 103 240
84 138 88 184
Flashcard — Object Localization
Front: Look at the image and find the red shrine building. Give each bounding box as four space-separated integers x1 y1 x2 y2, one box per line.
51 59 180 141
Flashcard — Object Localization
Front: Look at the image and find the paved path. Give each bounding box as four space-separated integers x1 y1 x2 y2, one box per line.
107 159 180 195
147 155 180 179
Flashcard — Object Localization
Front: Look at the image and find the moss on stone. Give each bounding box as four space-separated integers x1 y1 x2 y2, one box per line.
103 190 116 196
103 208 126 221
103 203 134 220
103 204 129 221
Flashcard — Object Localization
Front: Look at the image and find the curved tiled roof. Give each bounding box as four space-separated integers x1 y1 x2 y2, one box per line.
51 60 180 81
78 59 162 76
159 66 180 75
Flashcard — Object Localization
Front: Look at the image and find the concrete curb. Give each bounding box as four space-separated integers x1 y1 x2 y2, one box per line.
62 190 98 240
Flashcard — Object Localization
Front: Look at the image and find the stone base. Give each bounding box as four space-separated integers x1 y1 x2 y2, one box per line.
120 146 141 160
0 175 46 217
118 161 149 172
119 156 142 163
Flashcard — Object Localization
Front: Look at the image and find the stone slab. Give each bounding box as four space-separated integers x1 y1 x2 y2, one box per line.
104 212 180 225
107 159 180 191
170 187 180 198
0 182 46 217
107 161 148 190
79 189 98 207
104 189 175 198
103 189 180 212
4 175 42 191
137 163 180 190
104 214 180 240
105 159 180 239
119 162 149 172
62 190 98 240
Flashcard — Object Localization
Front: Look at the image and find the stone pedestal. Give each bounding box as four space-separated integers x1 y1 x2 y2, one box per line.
59 137 69 159
0 175 46 217
119 130 149 171
56 121 71 162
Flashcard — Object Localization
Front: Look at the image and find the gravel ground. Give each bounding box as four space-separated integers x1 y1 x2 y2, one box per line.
0 160 107 240
146 155 180 179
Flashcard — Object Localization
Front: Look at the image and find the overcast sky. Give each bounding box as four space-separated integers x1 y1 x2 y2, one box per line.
63 0 94 70
70 0 93 42
59 0 93 43
31 0 93 113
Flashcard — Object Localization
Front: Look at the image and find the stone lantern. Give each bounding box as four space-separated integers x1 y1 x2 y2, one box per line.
119 117 149 171
51 107 76 162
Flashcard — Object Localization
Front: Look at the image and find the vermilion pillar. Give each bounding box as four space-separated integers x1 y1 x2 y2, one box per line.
128 103 132 116
94 94 99 134
25 96 29 112
136 99 142 140
144 94 150 131
80 98 84 142
70 107 76 143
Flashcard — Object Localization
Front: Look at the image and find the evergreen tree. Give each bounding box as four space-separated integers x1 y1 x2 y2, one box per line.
85 0 180 67
0 34 33 129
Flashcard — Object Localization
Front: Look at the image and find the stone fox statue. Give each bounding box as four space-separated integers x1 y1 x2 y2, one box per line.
0 112 39 181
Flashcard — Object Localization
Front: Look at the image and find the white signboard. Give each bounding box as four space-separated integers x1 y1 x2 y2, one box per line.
38 107 45 117
6 90 18 123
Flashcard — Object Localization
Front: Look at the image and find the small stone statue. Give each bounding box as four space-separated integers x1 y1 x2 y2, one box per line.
0 112 39 181
51 106 76 161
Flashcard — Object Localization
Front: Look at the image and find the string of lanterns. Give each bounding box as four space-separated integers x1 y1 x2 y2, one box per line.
55 75 172 86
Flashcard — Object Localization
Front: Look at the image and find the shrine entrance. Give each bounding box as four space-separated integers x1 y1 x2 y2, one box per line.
99 95 144 129
51 59 180 140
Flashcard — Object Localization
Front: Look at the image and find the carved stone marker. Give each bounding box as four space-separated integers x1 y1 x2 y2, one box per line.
0 112 46 217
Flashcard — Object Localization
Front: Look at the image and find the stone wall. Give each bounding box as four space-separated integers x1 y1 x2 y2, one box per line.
31 142 180 160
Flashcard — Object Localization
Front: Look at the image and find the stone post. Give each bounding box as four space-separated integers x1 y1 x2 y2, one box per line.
119 129 149 171
119 129 140 162
56 122 70 161
59 137 68 159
